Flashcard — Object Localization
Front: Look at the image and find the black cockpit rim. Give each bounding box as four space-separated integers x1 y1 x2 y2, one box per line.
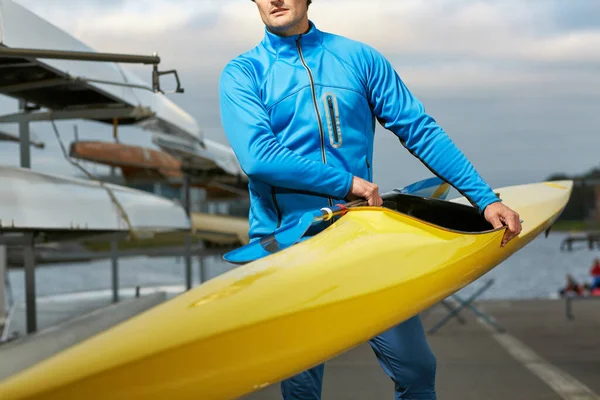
380 193 496 233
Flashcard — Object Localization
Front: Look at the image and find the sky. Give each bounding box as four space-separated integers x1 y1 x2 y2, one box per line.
1 0 599 191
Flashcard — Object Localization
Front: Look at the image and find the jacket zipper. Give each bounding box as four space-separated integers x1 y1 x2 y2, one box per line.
326 95 340 145
366 158 371 181
297 37 334 208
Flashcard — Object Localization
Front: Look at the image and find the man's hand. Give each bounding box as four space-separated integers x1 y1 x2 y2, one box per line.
346 176 383 206
484 202 522 247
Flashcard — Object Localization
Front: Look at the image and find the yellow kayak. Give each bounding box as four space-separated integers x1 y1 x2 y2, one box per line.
0 180 572 400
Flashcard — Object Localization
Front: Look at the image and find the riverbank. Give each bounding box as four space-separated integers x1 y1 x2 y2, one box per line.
550 220 600 232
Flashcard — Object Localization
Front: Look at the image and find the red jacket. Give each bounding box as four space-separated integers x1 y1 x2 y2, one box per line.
591 262 600 277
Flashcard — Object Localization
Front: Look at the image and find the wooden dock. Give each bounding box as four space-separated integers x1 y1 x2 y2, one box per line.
560 231 600 251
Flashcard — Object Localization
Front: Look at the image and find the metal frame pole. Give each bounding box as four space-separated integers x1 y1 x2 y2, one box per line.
440 299 466 324
185 236 192 290
0 48 183 94
183 175 192 290
197 192 207 287
0 245 6 322
183 174 191 216
0 47 160 65
23 234 36 333
566 297 573 320
428 280 496 335
459 297 506 333
111 239 119 303
198 256 205 285
19 99 31 169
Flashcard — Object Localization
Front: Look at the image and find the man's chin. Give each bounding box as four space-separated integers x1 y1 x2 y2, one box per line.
267 19 294 33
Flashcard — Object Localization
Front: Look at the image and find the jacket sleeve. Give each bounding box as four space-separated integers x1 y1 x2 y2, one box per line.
363 46 499 212
219 62 353 200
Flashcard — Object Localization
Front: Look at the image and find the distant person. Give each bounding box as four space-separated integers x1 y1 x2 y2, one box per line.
590 258 600 289
219 1 522 399
559 274 583 297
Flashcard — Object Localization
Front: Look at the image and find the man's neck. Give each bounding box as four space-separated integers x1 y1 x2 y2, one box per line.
269 18 310 37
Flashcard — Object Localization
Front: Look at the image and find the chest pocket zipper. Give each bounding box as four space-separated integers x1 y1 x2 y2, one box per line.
323 92 342 149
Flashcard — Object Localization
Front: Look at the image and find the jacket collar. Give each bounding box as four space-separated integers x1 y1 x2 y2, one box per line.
261 20 323 58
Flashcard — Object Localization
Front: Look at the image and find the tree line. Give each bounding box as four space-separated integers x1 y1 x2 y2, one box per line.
547 166 600 222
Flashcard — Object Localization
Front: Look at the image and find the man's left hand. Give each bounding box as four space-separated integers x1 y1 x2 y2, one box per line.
483 202 522 247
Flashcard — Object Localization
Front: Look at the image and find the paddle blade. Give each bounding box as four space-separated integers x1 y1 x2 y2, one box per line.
397 176 450 199
223 211 319 264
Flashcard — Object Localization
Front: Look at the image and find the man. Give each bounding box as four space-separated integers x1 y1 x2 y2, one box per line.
219 1 522 398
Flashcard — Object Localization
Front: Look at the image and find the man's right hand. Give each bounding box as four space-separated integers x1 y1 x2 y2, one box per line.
346 176 383 206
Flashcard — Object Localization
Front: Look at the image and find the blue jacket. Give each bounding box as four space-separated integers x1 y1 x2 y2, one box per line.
219 21 498 240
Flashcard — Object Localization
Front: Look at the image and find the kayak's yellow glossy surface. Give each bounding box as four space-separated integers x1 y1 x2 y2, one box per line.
0 181 572 400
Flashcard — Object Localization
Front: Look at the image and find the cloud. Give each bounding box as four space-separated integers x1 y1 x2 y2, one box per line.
14 0 600 64
17 0 597 121
21 0 599 92
71 1 222 36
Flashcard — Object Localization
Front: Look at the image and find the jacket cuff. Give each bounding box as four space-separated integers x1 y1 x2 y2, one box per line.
478 195 502 215
334 171 354 200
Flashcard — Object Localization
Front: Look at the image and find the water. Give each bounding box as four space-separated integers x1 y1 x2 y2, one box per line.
5 232 598 305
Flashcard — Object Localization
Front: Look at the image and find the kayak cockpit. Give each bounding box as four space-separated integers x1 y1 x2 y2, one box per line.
383 194 495 233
